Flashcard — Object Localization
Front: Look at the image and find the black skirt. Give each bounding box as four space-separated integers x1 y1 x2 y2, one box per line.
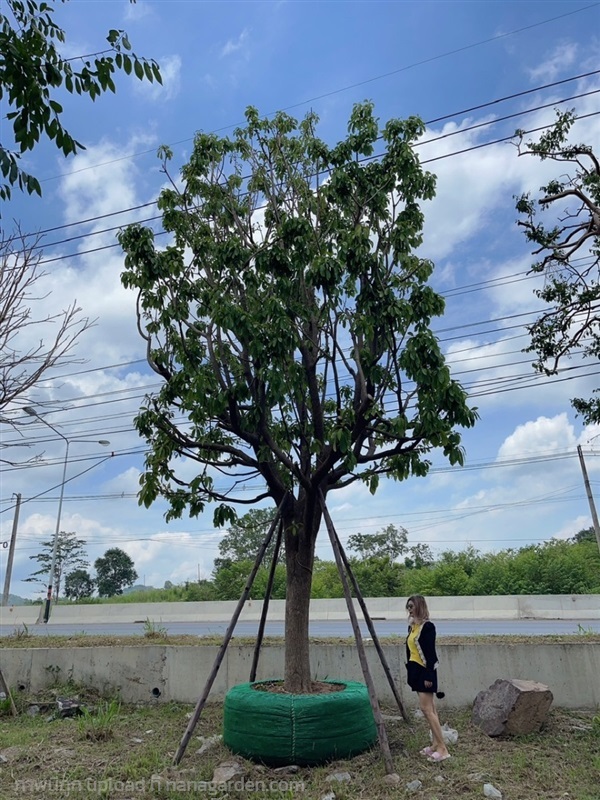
406 660 438 694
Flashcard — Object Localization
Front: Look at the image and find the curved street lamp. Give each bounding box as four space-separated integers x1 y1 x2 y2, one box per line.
24 407 110 623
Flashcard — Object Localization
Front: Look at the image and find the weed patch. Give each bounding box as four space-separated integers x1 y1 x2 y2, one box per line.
77 698 121 741
0 689 599 800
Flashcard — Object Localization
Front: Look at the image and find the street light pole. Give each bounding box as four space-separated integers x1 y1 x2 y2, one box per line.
24 407 109 622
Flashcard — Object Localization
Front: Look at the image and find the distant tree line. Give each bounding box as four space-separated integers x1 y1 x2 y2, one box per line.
25 532 138 600
33 522 598 604
203 524 599 601
90 521 599 605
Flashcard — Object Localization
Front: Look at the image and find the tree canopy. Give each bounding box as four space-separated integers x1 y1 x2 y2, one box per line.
24 530 88 600
64 568 95 600
515 110 600 423
214 508 281 571
94 547 138 597
347 524 408 560
0 0 161 200
120 103 477 520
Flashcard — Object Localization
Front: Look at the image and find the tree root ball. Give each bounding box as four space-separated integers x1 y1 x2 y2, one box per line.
223 680 377 766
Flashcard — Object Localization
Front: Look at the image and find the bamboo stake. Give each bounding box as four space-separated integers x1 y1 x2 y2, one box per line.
0 668 18 716
250 517 284 682
332 525 410 723
173 500 286 765
320 493 396 775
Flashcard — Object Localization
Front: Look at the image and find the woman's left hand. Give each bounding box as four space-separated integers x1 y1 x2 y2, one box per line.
424 680 432 688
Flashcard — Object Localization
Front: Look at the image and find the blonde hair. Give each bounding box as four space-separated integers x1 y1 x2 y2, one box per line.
406 594 430 621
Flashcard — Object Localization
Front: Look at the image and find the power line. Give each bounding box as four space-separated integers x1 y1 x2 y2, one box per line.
10 108 598 271
31 14 600 186
13 85 597 258
3 67 598 249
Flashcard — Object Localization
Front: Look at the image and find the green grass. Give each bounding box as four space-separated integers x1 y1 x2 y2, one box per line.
0 683 599 800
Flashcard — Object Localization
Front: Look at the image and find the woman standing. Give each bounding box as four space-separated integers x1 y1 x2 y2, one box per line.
405 594 450 762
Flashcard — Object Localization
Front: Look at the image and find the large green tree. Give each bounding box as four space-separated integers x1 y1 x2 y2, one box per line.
119 103 477 692
94 547 137 597
214 507 281 571
347 524 408 560
24 530 88 600
515 111 600 423
0 0 161 200
64 568 95 600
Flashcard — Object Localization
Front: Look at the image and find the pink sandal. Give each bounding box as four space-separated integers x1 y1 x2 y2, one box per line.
419 746 435 756
427 751 451 763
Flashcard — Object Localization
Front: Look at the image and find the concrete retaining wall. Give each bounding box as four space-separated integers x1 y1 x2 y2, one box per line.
2 594 599 627
1 641 598 709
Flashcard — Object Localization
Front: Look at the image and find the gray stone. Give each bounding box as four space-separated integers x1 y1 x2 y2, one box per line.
381 773 400 786
472 679 553 736
196 734 222 756
320 793 336 800
326 771 351 783
56 697 81 718
406 779 423 792
483 784 503 799
212 760 246 784
434 774 445 783
0 747 22 762
273 764 300 774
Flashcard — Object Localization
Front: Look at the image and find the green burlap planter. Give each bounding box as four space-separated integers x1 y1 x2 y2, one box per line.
223 680 377 766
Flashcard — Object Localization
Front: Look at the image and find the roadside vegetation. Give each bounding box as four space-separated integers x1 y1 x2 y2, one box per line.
18 520 599 607
57 528 599 604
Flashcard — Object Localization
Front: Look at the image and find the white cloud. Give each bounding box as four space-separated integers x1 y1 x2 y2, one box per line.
418 86 600 264
528 42 578 83
104 467 142 495
497 413 575 460
553 514 590 541
220 29 250 58
124 1 154 22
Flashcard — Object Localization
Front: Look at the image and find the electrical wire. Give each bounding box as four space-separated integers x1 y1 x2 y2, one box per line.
2 67 599 249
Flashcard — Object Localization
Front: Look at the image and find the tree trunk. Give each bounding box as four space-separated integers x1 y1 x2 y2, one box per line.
283 494 320 693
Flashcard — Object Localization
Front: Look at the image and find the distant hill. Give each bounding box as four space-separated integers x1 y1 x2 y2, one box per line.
123 584 156 594
2 594 32 606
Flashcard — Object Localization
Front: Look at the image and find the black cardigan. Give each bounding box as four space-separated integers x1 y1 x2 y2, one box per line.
405 620 439 682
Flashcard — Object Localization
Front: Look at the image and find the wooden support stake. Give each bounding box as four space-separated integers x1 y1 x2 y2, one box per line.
320 493 395 775
250 517 284 682
0 668 18 717
173 500 286 766
332 525 410 723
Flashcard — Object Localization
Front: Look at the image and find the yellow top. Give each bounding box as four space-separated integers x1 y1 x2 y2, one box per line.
407 624 425 666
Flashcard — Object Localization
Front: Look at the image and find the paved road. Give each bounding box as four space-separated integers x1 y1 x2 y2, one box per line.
1 618 598 638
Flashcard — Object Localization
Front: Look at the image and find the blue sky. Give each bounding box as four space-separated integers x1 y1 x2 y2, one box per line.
1 0 600 600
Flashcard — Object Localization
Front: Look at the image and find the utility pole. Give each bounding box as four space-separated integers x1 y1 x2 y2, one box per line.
2 493 21 606
577 445 600 554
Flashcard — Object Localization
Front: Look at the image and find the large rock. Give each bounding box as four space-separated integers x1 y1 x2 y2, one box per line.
472 679 553 736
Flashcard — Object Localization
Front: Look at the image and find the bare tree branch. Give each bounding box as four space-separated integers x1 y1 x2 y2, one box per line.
0 227 94 422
